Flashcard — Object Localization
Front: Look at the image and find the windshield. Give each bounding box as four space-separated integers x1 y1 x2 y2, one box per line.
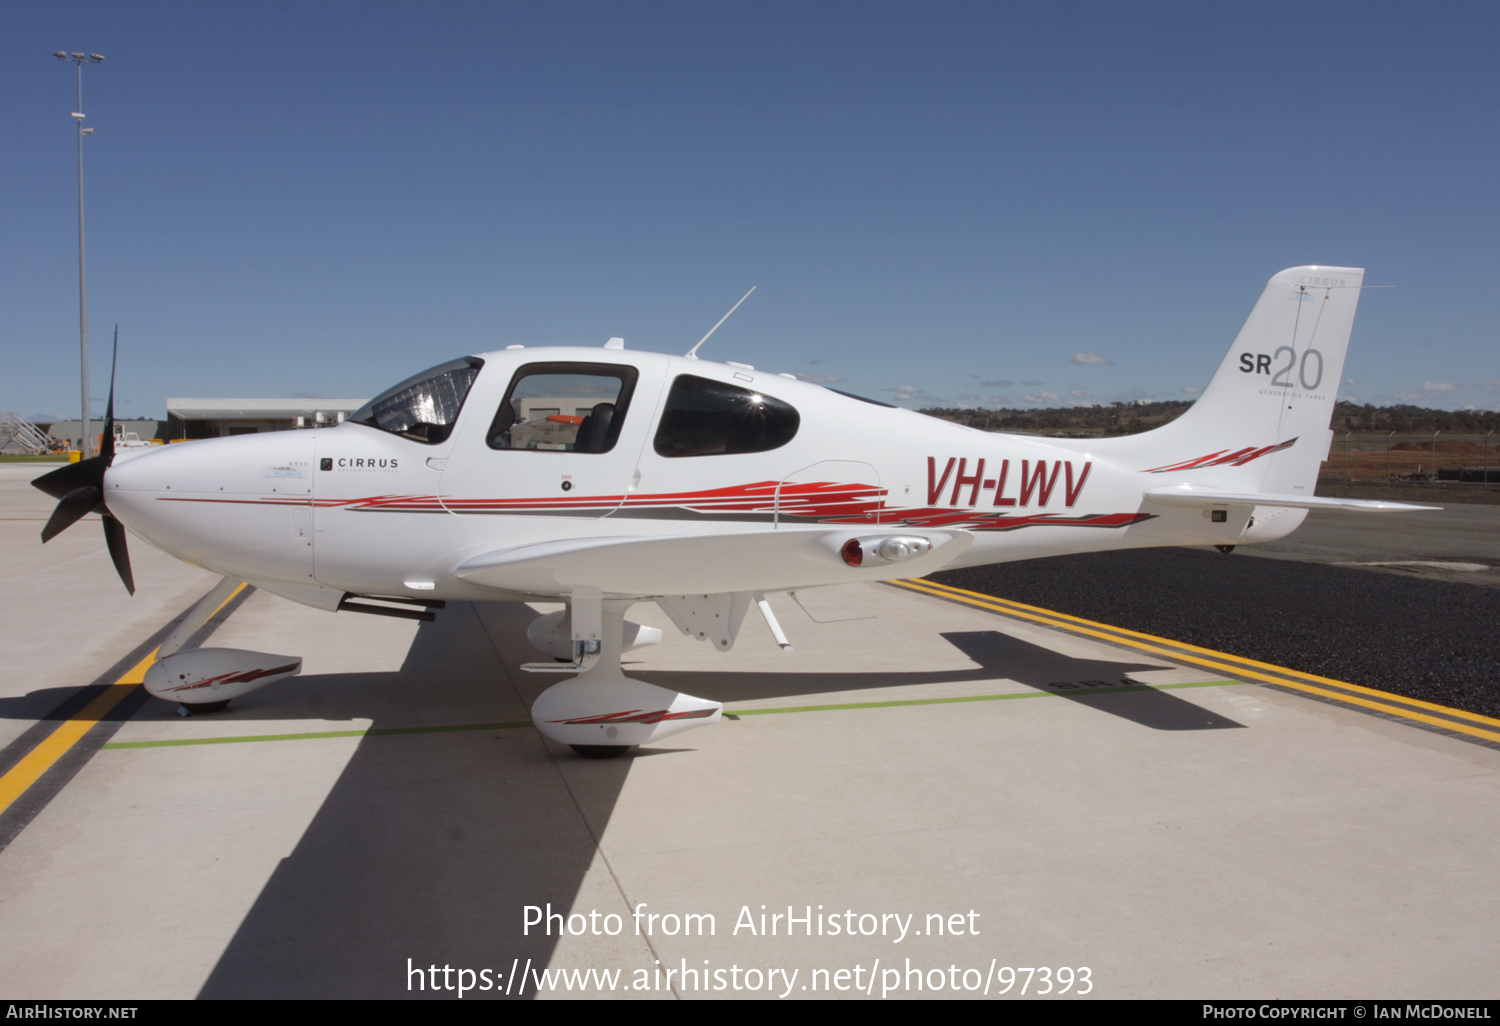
350 356 483 444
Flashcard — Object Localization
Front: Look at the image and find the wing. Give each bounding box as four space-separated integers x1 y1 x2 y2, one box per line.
453 527 972 596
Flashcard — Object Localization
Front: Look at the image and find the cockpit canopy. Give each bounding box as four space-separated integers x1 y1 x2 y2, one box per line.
349 357 483 444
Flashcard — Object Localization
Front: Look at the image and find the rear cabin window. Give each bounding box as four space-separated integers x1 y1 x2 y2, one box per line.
653 375 800 457
487 363 638 453
349 356 483 444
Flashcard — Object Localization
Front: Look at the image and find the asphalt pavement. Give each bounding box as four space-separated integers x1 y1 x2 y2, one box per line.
932 508 1500 717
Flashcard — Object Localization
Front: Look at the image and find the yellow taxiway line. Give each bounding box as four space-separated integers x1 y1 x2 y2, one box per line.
891 578 1500 748
0 582 248 820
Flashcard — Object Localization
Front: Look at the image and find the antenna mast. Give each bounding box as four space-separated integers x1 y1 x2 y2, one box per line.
685 286 756 359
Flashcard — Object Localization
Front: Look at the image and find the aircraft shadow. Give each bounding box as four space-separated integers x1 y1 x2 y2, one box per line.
195 602 613 1000
629 630 1243 732
939 630 1244 730
184 603 1237 998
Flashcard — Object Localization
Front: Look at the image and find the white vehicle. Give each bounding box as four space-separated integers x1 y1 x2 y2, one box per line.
35 266 1434 757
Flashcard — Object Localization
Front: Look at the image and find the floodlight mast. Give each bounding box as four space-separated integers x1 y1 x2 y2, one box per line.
53 50 104 456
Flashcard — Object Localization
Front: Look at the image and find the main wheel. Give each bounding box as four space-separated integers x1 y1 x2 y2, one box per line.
570 744 631 759
179 700 231 715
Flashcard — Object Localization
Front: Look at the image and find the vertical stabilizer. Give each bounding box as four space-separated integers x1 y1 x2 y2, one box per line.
1145 266 1364 496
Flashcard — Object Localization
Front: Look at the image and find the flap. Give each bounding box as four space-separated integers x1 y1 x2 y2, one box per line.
454 528 972 596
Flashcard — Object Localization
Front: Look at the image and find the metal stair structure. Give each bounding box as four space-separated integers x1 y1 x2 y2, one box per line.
0 412 53 454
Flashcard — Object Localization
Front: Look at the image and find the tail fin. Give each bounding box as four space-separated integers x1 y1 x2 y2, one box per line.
1144 265 1364 496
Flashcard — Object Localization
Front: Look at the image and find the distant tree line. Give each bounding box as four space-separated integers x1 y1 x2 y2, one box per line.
919 400 1500 437
1329 402 1500 434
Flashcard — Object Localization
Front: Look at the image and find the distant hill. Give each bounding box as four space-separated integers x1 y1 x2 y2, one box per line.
918 400 1500 437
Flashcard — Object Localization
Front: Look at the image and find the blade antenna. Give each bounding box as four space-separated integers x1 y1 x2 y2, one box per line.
685 286 756 360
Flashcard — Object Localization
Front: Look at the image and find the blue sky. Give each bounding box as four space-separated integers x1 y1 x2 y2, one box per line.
4 1 1497 421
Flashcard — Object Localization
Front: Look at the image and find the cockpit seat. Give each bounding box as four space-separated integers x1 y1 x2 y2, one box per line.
573 403 616 453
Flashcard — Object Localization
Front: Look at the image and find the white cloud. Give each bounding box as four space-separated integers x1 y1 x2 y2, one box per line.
1423 382 1457 392
795 373 845 384
1022 392 1062 404
1182 385 1202 394
1071 353 1112 366
978 379 1013 388
887 384 941 404
1070 387 1092 399
1021 379 1046 387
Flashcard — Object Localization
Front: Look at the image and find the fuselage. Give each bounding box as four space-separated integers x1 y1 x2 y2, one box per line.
102 346 1302 606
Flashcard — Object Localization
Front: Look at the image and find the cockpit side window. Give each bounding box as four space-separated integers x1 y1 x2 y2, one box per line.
487 362 639 453
349 356 483 444
652 374 800 457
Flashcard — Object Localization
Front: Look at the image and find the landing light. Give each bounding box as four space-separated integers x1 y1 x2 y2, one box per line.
840 535 933 567
877 538 915 561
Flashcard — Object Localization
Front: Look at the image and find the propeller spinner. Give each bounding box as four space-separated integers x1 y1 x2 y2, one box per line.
32 326 135 594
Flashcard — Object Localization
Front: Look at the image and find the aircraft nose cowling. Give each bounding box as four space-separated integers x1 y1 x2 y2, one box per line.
104 433 319 586
106 433 317 497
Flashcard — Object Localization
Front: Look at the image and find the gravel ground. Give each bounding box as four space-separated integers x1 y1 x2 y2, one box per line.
930 547 1500 719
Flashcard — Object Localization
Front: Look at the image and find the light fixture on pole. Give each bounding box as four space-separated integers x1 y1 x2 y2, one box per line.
53 50 104 457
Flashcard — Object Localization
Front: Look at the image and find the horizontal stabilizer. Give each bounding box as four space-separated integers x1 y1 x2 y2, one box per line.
1143 485 1439 513
454 528 971 596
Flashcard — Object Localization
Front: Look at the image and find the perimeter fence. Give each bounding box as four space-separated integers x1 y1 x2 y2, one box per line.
1322 432 1500 497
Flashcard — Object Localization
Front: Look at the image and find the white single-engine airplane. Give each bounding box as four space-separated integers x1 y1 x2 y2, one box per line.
35 266 1435 757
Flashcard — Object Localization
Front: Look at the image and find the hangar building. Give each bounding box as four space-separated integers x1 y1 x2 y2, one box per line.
166 398 368 439
36 399 369 450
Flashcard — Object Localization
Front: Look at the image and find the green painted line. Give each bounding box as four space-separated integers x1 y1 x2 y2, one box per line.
367 720 532 737
728 679 1241 717
102 720 534 750
97 681 1243 750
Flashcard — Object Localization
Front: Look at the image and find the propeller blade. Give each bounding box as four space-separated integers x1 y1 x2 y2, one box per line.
33 332 132 592
31 455 106 501
41 485 104 543
100 326 119 463
102 513 135 595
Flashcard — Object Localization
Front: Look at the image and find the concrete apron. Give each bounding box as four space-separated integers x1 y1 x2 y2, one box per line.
0 570 1495 999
